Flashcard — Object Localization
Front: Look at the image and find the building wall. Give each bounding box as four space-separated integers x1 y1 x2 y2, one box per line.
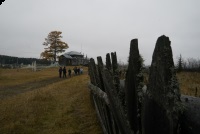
59 55 89 66
59 56 72 66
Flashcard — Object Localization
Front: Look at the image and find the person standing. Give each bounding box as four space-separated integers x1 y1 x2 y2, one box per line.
80 67 83 74
73 66 77 75
68 68 71 77
63 66 67 78
77 67 80 75
59 67 62 78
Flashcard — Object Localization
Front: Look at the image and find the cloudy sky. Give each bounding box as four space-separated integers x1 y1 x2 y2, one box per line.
0 0 199 65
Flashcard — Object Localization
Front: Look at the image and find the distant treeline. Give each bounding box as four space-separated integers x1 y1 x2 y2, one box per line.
176 55 200 72
0 55 51 65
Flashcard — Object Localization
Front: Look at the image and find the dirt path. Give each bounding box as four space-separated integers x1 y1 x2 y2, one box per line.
0 77 66 99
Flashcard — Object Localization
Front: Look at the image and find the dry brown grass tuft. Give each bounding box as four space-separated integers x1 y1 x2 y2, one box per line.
0 67 102 134
177 72 200 97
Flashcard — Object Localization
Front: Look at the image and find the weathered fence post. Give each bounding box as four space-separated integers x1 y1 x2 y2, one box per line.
102 68 133 134
88 58 98 86
97 56 113 134
143 35 182 134
88 58 109 134
111 52 120 94
106 53 112 71
110 52 126 110
180 95 200 134
97 56 106 91
88 35 200 134
32 61 36 72
94 53 133 134
125 39 144 133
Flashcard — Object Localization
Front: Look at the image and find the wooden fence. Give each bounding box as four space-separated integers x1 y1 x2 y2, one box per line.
88 35 200 134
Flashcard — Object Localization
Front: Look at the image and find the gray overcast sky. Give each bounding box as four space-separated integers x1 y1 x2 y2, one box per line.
0 0 199 65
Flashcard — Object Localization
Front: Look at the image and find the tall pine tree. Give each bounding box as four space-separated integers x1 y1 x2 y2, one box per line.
177 54 183 72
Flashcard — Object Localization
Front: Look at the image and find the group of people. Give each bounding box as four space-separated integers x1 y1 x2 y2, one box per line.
59 66 83 78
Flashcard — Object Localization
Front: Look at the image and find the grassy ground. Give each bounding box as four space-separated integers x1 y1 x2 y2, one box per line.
142 71 200 97
0 67 103 134
177 72 200 97
0 67 199 134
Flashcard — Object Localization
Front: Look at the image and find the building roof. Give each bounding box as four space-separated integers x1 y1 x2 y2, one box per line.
65 51 83 56
62 54 73 59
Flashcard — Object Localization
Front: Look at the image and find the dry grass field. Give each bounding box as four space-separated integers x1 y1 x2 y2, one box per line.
177 72 200 97
0 67 103 134
142 71 200 97
0 66 199 134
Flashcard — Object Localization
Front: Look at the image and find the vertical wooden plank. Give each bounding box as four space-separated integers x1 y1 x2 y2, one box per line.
92 95 109 134
89 58 110 133
111 52 118 73
102 68 133 134
88 58 97 86
106 53 112 71
89 58 102 89
143 35 182 134
111 52 120 93
97 56 105 91
97 56 114 134
125 39 143 133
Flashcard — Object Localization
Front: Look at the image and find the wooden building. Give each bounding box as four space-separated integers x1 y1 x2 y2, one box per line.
59 51 89 66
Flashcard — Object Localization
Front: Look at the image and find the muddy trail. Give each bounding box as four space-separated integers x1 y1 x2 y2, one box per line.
0 77 66 100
